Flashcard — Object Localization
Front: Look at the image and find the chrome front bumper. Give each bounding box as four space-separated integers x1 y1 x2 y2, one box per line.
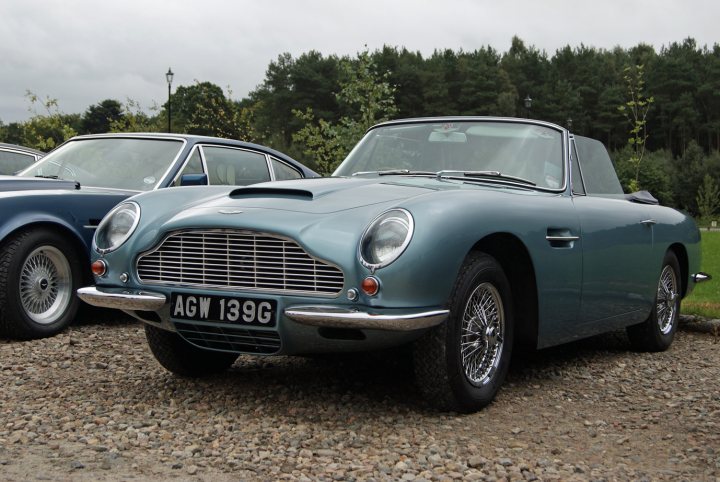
77 287 448 332
284 305 449 331
77 286 167 311
692 272 712 283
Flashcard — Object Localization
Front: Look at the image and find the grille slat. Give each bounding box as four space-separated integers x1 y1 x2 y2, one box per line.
137 230 344 296
174 321 281 354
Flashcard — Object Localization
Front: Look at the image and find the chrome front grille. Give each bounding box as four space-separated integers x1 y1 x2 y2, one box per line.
136 230 344 296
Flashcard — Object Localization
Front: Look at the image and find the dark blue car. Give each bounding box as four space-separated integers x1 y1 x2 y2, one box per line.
0 133 317 339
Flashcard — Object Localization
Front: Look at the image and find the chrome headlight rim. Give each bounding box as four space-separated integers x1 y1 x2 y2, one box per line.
358 208 414 271
94 201 141 255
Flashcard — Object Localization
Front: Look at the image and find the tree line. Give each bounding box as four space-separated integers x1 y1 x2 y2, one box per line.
1 36 719 221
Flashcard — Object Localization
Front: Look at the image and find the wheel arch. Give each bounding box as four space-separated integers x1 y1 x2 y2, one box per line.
469 233 539 350
0 221 92 283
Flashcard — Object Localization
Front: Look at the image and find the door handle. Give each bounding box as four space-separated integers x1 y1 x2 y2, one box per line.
545 235 580 242
640 219 657 226
546 228 579 248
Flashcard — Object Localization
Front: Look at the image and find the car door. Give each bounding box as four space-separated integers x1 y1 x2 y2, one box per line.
572 137 655 332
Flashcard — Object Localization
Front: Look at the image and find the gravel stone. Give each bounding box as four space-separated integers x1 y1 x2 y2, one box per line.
0 314 718 480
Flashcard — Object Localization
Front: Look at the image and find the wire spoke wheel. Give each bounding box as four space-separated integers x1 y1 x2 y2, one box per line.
656 264 678 335
626 250 681 352
19 246 72 325
460 282 505 386
413 252 513 412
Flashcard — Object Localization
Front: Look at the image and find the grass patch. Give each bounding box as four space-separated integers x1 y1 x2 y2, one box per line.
682 231 720 318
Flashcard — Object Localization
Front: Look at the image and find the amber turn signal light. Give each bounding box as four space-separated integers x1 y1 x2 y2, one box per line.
361 276 380 296
91 259 107 277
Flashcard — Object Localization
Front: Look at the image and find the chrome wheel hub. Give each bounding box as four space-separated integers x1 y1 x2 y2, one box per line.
460 282 505 386
656 265 678 335
19 246 72 325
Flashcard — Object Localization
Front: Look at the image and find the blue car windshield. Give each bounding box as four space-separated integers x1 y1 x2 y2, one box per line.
19 138 184 191
334 121 564 189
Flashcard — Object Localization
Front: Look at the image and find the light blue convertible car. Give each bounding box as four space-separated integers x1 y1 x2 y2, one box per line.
79 117 709 412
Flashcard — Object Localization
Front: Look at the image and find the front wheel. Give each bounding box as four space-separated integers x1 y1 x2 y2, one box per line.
0 229 82 339
145 325 239 377
627 251 681 352
413 252 514 412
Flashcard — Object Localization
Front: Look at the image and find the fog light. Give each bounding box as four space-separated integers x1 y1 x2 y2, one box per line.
361 276 380 296
91 259 107 277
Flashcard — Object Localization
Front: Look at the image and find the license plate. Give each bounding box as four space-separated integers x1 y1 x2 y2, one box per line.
170 293 276 327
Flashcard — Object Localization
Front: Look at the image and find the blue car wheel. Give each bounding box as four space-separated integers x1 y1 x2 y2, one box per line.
0 228 82 339
413 252 514 412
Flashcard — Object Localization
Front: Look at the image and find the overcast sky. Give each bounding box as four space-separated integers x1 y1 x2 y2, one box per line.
1 0 718 124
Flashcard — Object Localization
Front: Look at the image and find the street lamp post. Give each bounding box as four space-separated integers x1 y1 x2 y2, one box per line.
524 95 532 118
166 68 174 132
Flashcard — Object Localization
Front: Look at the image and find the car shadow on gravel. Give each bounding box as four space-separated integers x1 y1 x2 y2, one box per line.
73 305 137 327
130 329 649 418
508 329 631 376
75 321 711 420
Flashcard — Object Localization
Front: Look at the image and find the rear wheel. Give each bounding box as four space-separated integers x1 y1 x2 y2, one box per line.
413 252 514 412
0 228 82 339
145 325 239 377
627 251 681 352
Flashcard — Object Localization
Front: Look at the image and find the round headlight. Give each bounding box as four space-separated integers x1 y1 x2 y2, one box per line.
359 209 414 270
95 201 141 254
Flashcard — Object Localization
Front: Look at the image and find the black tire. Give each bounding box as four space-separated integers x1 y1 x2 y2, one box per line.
413 252 514 412
627 251 681 352
145 325 239 377
0 228 82 339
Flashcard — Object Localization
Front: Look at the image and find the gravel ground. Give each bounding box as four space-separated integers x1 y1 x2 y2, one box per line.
1 313 719 481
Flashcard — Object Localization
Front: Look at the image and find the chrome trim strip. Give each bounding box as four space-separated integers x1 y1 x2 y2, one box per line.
285 305 449 331
545 235 580 241
692 272 712 283
77 286 167 311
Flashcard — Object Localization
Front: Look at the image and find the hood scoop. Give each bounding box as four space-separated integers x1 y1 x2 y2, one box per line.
229 186 314 200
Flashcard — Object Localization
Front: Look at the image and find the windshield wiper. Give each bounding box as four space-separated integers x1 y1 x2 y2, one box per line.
35 175 59 179
352 169 436 177
435 170 536 186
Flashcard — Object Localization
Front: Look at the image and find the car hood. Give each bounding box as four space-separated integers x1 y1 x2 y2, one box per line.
133 176 444 220
223 176 441 214
126 176 548 256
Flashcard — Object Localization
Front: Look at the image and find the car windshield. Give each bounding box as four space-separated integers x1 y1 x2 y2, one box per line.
334 121 564 189
18 137 184 191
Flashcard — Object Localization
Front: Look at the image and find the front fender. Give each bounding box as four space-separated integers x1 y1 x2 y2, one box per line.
0 210 92 254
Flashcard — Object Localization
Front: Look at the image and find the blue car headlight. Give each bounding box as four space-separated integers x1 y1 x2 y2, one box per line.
95 201 140 254
359 208 414 270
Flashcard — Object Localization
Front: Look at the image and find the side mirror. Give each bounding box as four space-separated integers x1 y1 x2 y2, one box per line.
180 173 208 186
